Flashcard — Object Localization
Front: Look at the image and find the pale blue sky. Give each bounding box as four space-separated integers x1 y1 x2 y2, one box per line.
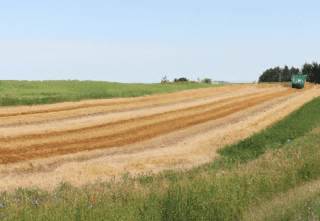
1 0 319 84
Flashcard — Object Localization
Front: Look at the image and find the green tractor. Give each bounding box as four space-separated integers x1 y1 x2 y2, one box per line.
291 75 306 89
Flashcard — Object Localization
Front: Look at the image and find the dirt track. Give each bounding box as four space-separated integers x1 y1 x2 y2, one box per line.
0 83 319 194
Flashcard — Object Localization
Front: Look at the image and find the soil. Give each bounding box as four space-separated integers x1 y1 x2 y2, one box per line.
281 84 292 88
0 82 319 195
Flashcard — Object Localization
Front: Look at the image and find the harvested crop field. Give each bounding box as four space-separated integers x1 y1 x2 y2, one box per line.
0 82 319 195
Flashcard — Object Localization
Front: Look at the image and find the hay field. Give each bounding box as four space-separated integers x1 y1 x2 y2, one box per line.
0 82 319 195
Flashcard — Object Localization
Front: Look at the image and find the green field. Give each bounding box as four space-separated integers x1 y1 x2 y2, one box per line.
0 80 230 107
0 80 320 220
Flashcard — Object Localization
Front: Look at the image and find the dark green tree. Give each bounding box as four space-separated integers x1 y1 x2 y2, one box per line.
262 66 280 82
259 69 271 83
177 77 189 82
301 62 313 82
274 66 283 82
302 61 320 84
289 66 300 77
281 65 290 82
310 62 320 84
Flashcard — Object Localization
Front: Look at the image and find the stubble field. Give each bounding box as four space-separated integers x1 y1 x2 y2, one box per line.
0 82 319 196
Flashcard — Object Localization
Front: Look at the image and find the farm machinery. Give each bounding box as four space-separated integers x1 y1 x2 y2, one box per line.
291 75 306 89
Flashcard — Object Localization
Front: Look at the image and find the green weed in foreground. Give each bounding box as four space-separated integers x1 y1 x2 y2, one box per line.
0 81 319 220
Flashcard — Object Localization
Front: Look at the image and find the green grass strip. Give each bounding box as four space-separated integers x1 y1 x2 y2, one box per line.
216 96 320 165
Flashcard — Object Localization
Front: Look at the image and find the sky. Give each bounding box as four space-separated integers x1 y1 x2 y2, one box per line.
1 0 319 84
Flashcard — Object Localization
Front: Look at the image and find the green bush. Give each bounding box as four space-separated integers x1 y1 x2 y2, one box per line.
202 78 212 84
173 77 189 82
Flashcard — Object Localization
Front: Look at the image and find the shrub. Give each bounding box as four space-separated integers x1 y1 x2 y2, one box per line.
177 77 189 82
202 78 212 84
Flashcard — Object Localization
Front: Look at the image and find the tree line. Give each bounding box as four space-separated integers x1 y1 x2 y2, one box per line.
258 61 320 84
161 76 213 84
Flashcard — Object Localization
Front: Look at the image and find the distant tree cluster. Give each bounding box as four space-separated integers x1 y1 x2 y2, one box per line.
301 62 320 85
173 77 189 82
161 77 228 84
258 65 299 83
201 78 212 84
258 61 320 84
